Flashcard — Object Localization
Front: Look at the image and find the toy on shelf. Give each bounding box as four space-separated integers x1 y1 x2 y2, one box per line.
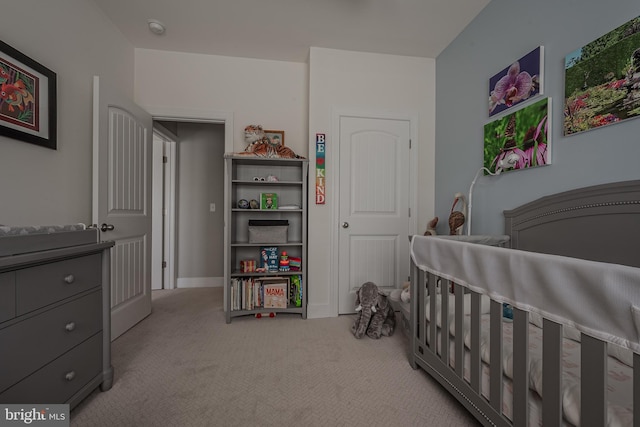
279 251 290 271
255 312 276 318
240 260 256 273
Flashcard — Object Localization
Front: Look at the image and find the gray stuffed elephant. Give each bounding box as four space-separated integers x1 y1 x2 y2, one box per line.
351 281 396 339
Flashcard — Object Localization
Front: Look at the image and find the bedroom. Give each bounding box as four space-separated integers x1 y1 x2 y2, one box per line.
1 0 640 424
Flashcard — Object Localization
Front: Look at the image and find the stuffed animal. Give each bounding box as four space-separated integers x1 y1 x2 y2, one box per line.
351 281 395 339
400 281 410 304
424 216 438 236
239 124 304 159
449 192 467 235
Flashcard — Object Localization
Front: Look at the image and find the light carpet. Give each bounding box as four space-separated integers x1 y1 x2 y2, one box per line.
71 287 479 426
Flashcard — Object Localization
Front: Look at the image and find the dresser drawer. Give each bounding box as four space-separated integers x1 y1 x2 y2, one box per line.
16 254 101 315
0 332 102 404
0 272 15 323
0 290 101 393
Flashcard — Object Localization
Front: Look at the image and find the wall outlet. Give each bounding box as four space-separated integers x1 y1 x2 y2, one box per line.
210 203 216 212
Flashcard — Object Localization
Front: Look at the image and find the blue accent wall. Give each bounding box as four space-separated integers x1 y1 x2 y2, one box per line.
435 0 640 235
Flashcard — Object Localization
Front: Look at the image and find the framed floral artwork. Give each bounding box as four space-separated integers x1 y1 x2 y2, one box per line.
483 97 551 174
564 16 640 136
0 40 57 149
489 46 544 117
264 130 284 146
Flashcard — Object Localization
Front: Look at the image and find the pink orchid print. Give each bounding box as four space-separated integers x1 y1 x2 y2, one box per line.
490 115 527 173
489 61 535 114
522 115 548 167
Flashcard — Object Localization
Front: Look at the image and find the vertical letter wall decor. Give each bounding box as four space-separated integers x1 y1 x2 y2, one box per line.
315 133 326 204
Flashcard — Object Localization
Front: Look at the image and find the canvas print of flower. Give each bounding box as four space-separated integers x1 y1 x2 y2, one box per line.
489 47 543 117
484 97 550 174
564 16 640 136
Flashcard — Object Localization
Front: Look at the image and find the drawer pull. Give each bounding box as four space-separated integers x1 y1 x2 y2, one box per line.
64 274 75 284
65 322 76 332
65 371 76 381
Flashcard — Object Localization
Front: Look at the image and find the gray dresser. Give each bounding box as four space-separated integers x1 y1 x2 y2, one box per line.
0 235 114 408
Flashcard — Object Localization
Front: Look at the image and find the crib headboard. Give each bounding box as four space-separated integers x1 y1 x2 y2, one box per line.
504 180 640 268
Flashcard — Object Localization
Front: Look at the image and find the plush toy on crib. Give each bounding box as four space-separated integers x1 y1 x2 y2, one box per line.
424 216 438 236
351 282 395 339
400 282 410 303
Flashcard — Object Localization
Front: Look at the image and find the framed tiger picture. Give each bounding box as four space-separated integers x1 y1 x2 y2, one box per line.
264 130 285 146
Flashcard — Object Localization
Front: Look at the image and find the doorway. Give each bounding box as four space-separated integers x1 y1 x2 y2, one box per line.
148 108 234 290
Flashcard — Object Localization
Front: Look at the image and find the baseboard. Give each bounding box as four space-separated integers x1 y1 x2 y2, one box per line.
176 277 224 288
307 303 337 319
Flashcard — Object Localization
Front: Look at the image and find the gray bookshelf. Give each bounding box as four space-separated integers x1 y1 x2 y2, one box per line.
223 154 309 323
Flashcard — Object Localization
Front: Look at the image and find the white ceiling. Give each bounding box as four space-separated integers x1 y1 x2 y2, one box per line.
91 0 491 63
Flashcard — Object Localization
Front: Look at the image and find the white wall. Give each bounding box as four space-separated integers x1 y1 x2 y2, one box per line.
136 47 436 318
307 48 436 318
134 49 308 156
0 0 134 225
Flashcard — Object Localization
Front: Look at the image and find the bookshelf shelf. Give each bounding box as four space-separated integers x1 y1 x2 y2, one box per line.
224 155 308 323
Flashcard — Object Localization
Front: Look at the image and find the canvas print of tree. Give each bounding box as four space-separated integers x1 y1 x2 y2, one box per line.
484 97 550 175
564 16 640 136
489 46 543 117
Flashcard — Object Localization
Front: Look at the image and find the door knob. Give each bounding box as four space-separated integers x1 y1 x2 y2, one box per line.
342 222 349 228
100 223 115 232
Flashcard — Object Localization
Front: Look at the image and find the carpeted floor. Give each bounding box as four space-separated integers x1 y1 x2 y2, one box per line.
71 287 479 426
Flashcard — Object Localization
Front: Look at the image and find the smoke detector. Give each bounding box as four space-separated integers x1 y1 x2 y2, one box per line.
148 19 166 35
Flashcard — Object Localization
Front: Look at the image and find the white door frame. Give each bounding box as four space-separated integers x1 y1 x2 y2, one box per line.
152 124 179 290
144 106 234 152
330 109 418 315
143 106 234 292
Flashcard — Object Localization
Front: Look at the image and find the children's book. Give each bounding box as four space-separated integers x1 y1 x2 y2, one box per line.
260 193 278 210
259 246 279 272
262 278 289 309
289 275 302 307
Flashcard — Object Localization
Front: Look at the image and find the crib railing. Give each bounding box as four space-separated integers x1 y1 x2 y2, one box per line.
409 260 639 427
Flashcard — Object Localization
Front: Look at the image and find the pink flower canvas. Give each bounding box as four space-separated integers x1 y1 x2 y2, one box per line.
489 47 544 117
484 97 551 174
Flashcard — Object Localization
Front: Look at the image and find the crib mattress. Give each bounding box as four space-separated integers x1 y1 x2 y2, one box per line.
0 224 98 257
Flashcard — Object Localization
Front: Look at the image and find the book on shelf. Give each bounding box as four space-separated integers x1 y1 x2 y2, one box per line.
232 276 294 311
289 275 302 307
261 278 289 309
260 192 278 210
259 246 280 272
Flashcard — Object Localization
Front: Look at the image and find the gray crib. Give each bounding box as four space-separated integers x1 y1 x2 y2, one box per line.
409 180 640 426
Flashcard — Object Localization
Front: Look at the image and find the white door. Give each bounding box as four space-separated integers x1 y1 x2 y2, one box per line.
92 76 153 340
338 116 411 314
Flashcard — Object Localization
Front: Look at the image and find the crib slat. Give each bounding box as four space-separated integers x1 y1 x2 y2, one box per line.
490 300 503 412
542 318 562 427
512 307 529 426
409 263 419 369
581 334 607 427
454 284 465 377
470 291 482 393
428 273 437 351
634 352 640 427
441 279 450 365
